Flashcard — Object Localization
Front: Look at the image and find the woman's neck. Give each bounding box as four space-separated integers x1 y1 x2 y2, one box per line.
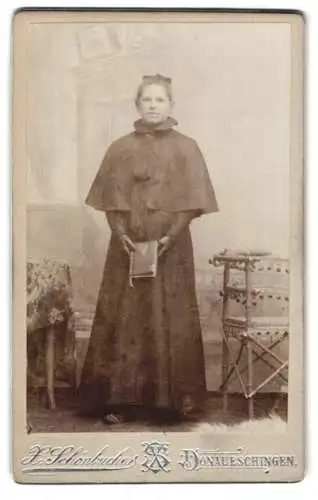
134 116 178 134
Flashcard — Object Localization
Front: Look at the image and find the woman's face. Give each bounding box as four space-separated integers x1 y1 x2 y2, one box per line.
137 83 173 124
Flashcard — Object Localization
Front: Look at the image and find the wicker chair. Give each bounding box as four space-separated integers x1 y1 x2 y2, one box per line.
210 250 289 419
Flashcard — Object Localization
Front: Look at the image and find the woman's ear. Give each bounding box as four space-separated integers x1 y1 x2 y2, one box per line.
135 101 142 115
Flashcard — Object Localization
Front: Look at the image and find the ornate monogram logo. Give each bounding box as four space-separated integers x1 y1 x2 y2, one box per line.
141 441 171 473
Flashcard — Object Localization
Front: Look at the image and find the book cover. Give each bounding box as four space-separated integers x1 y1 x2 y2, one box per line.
129 240 158 280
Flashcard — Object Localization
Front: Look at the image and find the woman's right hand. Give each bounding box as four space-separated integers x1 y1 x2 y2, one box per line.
119 234 136 255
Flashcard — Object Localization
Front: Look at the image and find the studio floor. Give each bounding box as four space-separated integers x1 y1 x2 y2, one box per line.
27 391 287 434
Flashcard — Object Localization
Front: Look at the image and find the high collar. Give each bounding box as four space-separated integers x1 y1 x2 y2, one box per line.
134 116 178 134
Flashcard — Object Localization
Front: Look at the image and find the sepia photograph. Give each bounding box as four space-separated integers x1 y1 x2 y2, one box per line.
12 9 304 483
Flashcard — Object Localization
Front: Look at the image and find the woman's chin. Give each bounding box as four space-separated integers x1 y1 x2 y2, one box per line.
143 116 164 124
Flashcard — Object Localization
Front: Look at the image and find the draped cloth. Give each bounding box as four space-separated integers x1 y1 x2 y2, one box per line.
78 117 218 416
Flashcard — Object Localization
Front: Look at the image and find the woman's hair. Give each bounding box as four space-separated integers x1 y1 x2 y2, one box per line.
135 74 173 106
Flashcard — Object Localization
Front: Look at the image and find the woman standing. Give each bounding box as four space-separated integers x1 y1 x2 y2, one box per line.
78 74 218 424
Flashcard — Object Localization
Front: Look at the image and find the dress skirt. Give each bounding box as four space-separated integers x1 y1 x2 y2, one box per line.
78 210 207 416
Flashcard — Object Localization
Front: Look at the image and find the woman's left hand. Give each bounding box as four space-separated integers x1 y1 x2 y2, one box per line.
158 236 171 257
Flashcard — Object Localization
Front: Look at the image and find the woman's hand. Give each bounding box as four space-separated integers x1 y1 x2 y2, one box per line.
120 234 136 255
158 236 171 257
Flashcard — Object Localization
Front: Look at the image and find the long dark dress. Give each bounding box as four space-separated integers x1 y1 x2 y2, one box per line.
78 117 218 416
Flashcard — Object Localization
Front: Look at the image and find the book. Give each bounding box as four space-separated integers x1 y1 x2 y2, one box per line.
129 240 158 285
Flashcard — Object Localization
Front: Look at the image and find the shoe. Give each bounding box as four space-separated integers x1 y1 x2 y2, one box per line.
102 413 124 425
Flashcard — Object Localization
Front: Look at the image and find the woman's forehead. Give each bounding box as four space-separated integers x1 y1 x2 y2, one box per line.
140 83 169 97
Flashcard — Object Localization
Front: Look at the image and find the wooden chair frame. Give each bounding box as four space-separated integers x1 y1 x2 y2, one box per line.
211 252 289 419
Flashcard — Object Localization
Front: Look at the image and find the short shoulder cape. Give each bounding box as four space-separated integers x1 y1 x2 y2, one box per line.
85 132 219 215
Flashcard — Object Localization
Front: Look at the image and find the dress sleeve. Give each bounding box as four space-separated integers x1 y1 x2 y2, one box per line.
105 211 127 237
167 211 197 241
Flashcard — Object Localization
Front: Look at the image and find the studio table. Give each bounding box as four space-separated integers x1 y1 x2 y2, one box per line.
27 259 76 411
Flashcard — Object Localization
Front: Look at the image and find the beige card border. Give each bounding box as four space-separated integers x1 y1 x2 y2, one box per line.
12 10 305 483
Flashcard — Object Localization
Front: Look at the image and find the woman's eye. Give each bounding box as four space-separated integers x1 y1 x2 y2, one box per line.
141 96 166 103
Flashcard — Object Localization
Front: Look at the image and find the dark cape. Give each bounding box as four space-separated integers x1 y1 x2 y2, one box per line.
78 117 218 416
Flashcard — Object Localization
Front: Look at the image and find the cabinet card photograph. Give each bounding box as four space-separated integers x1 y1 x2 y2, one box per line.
12 9 304 483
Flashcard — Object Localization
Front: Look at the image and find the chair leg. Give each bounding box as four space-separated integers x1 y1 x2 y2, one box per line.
222 334 229 414
221 264 230 415
246 338 254 419
46 326 56 410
